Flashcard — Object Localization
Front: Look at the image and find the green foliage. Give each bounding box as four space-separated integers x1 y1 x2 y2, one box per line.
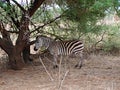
113 0 120 16
52 0 115 35
0 1 8 9
0 1 11 14
0 0 120 54
102 24 120 53
64 0 112 21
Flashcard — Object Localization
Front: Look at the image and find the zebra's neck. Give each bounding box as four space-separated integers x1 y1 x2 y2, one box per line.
43 38 53 49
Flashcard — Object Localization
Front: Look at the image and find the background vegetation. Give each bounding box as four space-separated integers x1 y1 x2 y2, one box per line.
31 0 120 54
0 0 120 69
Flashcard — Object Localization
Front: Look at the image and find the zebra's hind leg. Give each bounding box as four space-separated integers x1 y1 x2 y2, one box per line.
53 55 58 69
53 65 58 69
75 62 82 69
75 54 83 69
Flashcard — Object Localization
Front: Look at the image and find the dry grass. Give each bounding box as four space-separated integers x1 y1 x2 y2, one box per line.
0 51 120 90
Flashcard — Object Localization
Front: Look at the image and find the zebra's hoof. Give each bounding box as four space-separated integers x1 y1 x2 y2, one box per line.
75 64 82 69
53 65 58 69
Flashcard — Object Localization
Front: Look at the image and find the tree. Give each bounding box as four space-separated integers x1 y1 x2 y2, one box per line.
0 0 45 70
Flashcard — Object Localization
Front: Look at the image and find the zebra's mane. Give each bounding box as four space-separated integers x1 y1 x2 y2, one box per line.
36 35 48 39
36 35 53 40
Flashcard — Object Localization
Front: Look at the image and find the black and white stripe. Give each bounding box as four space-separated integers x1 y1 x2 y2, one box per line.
34 35 84 68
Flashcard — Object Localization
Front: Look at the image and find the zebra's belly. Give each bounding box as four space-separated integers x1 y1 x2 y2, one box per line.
49 47 80 56
50 51 75 56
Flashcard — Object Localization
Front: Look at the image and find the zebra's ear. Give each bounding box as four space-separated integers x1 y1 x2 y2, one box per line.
36 35 40 39
36 36 38 39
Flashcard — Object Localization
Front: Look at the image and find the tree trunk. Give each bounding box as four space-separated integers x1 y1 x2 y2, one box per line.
23 45 33 63
0 0 46 70
7 46 25 70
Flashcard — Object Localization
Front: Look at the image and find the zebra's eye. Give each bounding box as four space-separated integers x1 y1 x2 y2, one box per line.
36 40 39 43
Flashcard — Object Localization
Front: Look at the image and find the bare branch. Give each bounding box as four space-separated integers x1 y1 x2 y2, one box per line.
94 31 106 50
0 22 12 42
0 21 13 54
11 0 26 12
59 70 69 90
28 0 45 17
30 15 62 34
41 31 65 40
39 56 54 81
7 31 19 34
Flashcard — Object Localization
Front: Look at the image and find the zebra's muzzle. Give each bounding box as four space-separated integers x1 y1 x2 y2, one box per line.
34 47 38 51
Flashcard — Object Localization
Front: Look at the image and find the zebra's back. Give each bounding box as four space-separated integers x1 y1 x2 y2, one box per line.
48 40 84 56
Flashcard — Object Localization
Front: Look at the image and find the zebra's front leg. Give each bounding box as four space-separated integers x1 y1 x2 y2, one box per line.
75 61 82 69
53 55 58 69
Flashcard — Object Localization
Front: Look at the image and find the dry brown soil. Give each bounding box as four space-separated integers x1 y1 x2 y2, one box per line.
0 51 120 90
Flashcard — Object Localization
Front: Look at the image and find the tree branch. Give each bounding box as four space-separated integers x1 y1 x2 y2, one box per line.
30 15 62 34
94 31 106 50
7 31 19 34
5 0 20 28
0 21 13 54
0 22 11 41
28 0 45 17
11 0 26 13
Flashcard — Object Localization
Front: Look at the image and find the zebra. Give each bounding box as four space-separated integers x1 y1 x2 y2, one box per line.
34 35 84 69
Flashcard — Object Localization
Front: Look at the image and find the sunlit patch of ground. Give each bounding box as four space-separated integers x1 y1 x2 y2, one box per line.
0 53 120 90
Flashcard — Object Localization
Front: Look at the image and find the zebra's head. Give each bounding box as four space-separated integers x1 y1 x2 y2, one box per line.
34 36 44 51
34 35 53 51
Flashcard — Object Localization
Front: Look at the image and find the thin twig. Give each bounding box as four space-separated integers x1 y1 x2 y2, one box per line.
59 70 69 90
30 14 63 34
59 56 63 85
94 31 106 49
39 56 54 81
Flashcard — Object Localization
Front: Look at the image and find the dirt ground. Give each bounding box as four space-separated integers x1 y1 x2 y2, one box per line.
0 50 120 90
